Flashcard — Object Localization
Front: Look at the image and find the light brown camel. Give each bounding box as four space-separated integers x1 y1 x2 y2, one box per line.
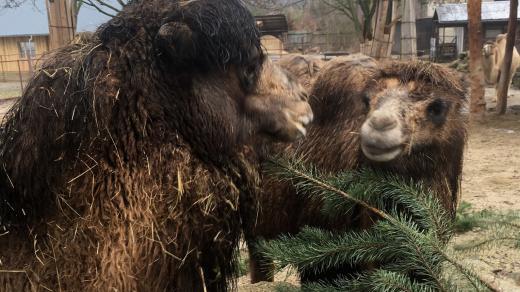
482 33 520 102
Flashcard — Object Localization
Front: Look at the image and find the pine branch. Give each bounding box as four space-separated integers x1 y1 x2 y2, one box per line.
265 158 392 221
260 156 512 291
258 226 393 274
303 269 438 292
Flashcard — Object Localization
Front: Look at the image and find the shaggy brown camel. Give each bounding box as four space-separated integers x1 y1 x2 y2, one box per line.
246 55 467 284
0 0 312 291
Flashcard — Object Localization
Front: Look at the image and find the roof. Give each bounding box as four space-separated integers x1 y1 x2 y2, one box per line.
434 1 520 25
255 14 288 36
0 0 121 37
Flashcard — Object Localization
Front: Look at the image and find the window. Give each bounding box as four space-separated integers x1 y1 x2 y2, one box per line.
19 41 36 58
485 28 504 40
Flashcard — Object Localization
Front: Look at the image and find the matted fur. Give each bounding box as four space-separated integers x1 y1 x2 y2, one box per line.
246 55 467 283
0 0 311 291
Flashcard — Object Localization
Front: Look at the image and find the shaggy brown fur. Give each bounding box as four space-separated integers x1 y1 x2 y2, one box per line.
246 54 467 283
0 1 312 291
276 54 325 91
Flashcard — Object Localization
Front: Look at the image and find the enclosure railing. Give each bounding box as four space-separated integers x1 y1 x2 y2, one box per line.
263 32 356 59
0 54 48 99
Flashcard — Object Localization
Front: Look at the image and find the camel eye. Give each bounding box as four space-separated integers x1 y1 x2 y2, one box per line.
242 65 257 89
427 99 448 125
362 93 371 108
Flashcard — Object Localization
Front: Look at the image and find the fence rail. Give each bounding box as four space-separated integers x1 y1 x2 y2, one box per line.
262 32 357 58
0 56 50 99
1 32 355 98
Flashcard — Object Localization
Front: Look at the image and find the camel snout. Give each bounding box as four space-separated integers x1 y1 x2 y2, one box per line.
360 112 404 162
368 112 398 132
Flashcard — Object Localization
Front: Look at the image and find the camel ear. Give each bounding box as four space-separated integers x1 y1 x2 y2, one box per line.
307 60 315 76
155 22 197 68
309 60 321 77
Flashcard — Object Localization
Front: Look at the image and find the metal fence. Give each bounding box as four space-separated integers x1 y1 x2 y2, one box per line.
0 54 48 99
285 32 354 52
1 32 355 98
263 32 356 58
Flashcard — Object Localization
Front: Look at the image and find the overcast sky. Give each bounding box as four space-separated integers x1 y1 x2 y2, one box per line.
0 0 120 36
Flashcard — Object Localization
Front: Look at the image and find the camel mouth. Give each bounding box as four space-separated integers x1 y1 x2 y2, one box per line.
361 142 403 162
284 108 313 140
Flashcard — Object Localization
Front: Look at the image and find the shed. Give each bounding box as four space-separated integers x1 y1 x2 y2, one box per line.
254 14 289 39
432 1 520 61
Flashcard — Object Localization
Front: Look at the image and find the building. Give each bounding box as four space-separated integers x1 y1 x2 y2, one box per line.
433 1 520 60
0 0 114 77
255 14 289 56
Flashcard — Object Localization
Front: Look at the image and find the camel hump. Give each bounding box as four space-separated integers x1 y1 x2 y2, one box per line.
496 33 507 42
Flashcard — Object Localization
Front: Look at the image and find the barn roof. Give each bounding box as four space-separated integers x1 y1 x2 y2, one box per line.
433 1 520 25
255 14 288 37
0 0 120 37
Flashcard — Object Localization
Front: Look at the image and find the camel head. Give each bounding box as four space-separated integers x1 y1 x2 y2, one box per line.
360 62 466 162
144 0 313 147
482 41 496 58
276 54 324 91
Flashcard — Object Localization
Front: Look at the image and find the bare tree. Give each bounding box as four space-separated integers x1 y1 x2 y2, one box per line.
496 0 518 115
46 0 126 49
321 0 377 42
468 0 486 121
0 0 34 8
80 0 126 17
246 0 377 42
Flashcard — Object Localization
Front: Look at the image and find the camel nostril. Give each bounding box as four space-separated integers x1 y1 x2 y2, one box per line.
369 114 398 131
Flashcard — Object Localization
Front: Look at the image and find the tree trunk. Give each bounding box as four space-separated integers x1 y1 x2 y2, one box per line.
468 0 486 121
46 0 77 50
370 0 390 59
400 0 416 60
385 0 399 57
496 0 518 115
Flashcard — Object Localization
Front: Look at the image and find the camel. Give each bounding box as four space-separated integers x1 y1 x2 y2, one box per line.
245 55 467 283
482 33 520 102
0 0 312 290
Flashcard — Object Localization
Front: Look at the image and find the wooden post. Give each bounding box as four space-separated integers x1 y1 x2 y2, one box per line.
400 0 417 60
385 0 399 58
496 0 518 115
46 0 77 50
371 0 390 59
0 55 6 82
468 0 486 121
26 36 34 75
17 60 24 94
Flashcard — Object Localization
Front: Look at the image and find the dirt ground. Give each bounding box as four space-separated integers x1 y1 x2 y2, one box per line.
451 88 520 292
0 85 518 291
0 81 22 99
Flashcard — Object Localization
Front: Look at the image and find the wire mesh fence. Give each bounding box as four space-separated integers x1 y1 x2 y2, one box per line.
1 32 355 98
0 54 48 99
262 32 356 60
